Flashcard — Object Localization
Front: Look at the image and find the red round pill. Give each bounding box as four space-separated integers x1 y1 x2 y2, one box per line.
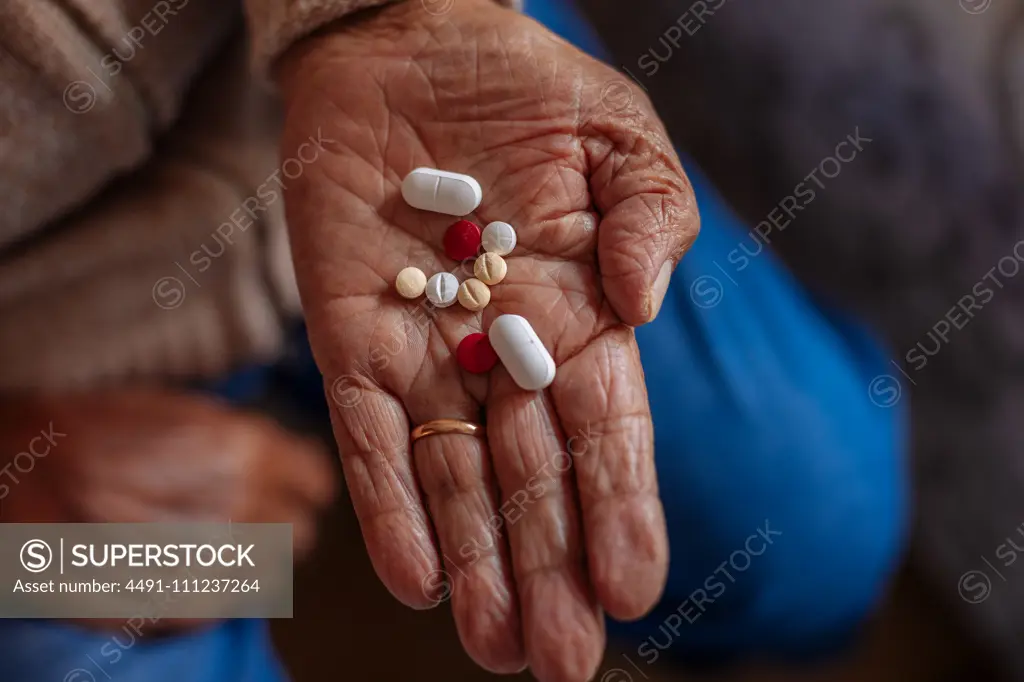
443 220 482 261
456 332 499 374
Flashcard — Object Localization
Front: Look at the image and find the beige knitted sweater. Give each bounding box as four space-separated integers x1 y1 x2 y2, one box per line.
0 0 510 390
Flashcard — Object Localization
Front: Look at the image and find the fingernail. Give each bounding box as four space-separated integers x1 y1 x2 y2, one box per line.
646 261 674 322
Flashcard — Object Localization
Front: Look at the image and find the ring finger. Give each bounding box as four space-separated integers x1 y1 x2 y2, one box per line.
408 394 525 673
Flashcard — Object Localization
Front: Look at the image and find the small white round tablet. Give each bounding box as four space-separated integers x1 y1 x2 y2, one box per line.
401 168 482 216
481 221 517 256
425 272 458 307
488 314 556 391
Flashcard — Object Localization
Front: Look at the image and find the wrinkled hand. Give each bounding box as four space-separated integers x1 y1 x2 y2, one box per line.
0 390 335 552
277 1 698 679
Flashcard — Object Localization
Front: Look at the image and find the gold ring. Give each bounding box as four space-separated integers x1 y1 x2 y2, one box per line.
411 419 485 443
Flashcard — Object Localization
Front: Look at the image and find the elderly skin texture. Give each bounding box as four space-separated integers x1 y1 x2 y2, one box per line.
275 1 699 680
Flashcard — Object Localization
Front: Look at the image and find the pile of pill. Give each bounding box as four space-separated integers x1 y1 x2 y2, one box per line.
394 167 554 391
394 222 511 310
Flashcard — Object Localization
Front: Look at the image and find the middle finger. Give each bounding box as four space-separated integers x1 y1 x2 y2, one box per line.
487 374 605 682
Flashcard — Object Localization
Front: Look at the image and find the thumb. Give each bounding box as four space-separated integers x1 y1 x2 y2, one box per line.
583 79 700 326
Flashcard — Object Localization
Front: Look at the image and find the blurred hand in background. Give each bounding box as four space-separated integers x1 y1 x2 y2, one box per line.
0 389 335 560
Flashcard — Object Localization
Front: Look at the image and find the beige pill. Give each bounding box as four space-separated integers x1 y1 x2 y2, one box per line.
474 253 507 285
458 278 491 311
395 267 427 299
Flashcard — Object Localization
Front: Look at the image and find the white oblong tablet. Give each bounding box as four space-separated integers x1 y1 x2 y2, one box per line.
401 167 482 216
482 221 517 256
425 272 458 307
489 314 556 391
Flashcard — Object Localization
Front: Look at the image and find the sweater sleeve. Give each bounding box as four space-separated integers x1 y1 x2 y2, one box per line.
0 0 237 250
0 36 298 392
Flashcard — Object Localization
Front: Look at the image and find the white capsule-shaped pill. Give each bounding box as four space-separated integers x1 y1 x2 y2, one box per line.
401 168 482 216
425 272 459 307
482 221 517 256
489 314 556 391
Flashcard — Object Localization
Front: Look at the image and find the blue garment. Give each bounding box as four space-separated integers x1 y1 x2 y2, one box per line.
0 1 907 678
0 619 285 682
623 169 907 663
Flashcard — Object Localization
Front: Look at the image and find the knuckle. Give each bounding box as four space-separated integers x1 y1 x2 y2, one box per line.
414 437 485 499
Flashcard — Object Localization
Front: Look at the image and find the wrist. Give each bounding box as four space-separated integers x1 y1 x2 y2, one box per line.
258 0 518 87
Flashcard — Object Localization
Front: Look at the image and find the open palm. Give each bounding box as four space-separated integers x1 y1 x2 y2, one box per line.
277 2 698 679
